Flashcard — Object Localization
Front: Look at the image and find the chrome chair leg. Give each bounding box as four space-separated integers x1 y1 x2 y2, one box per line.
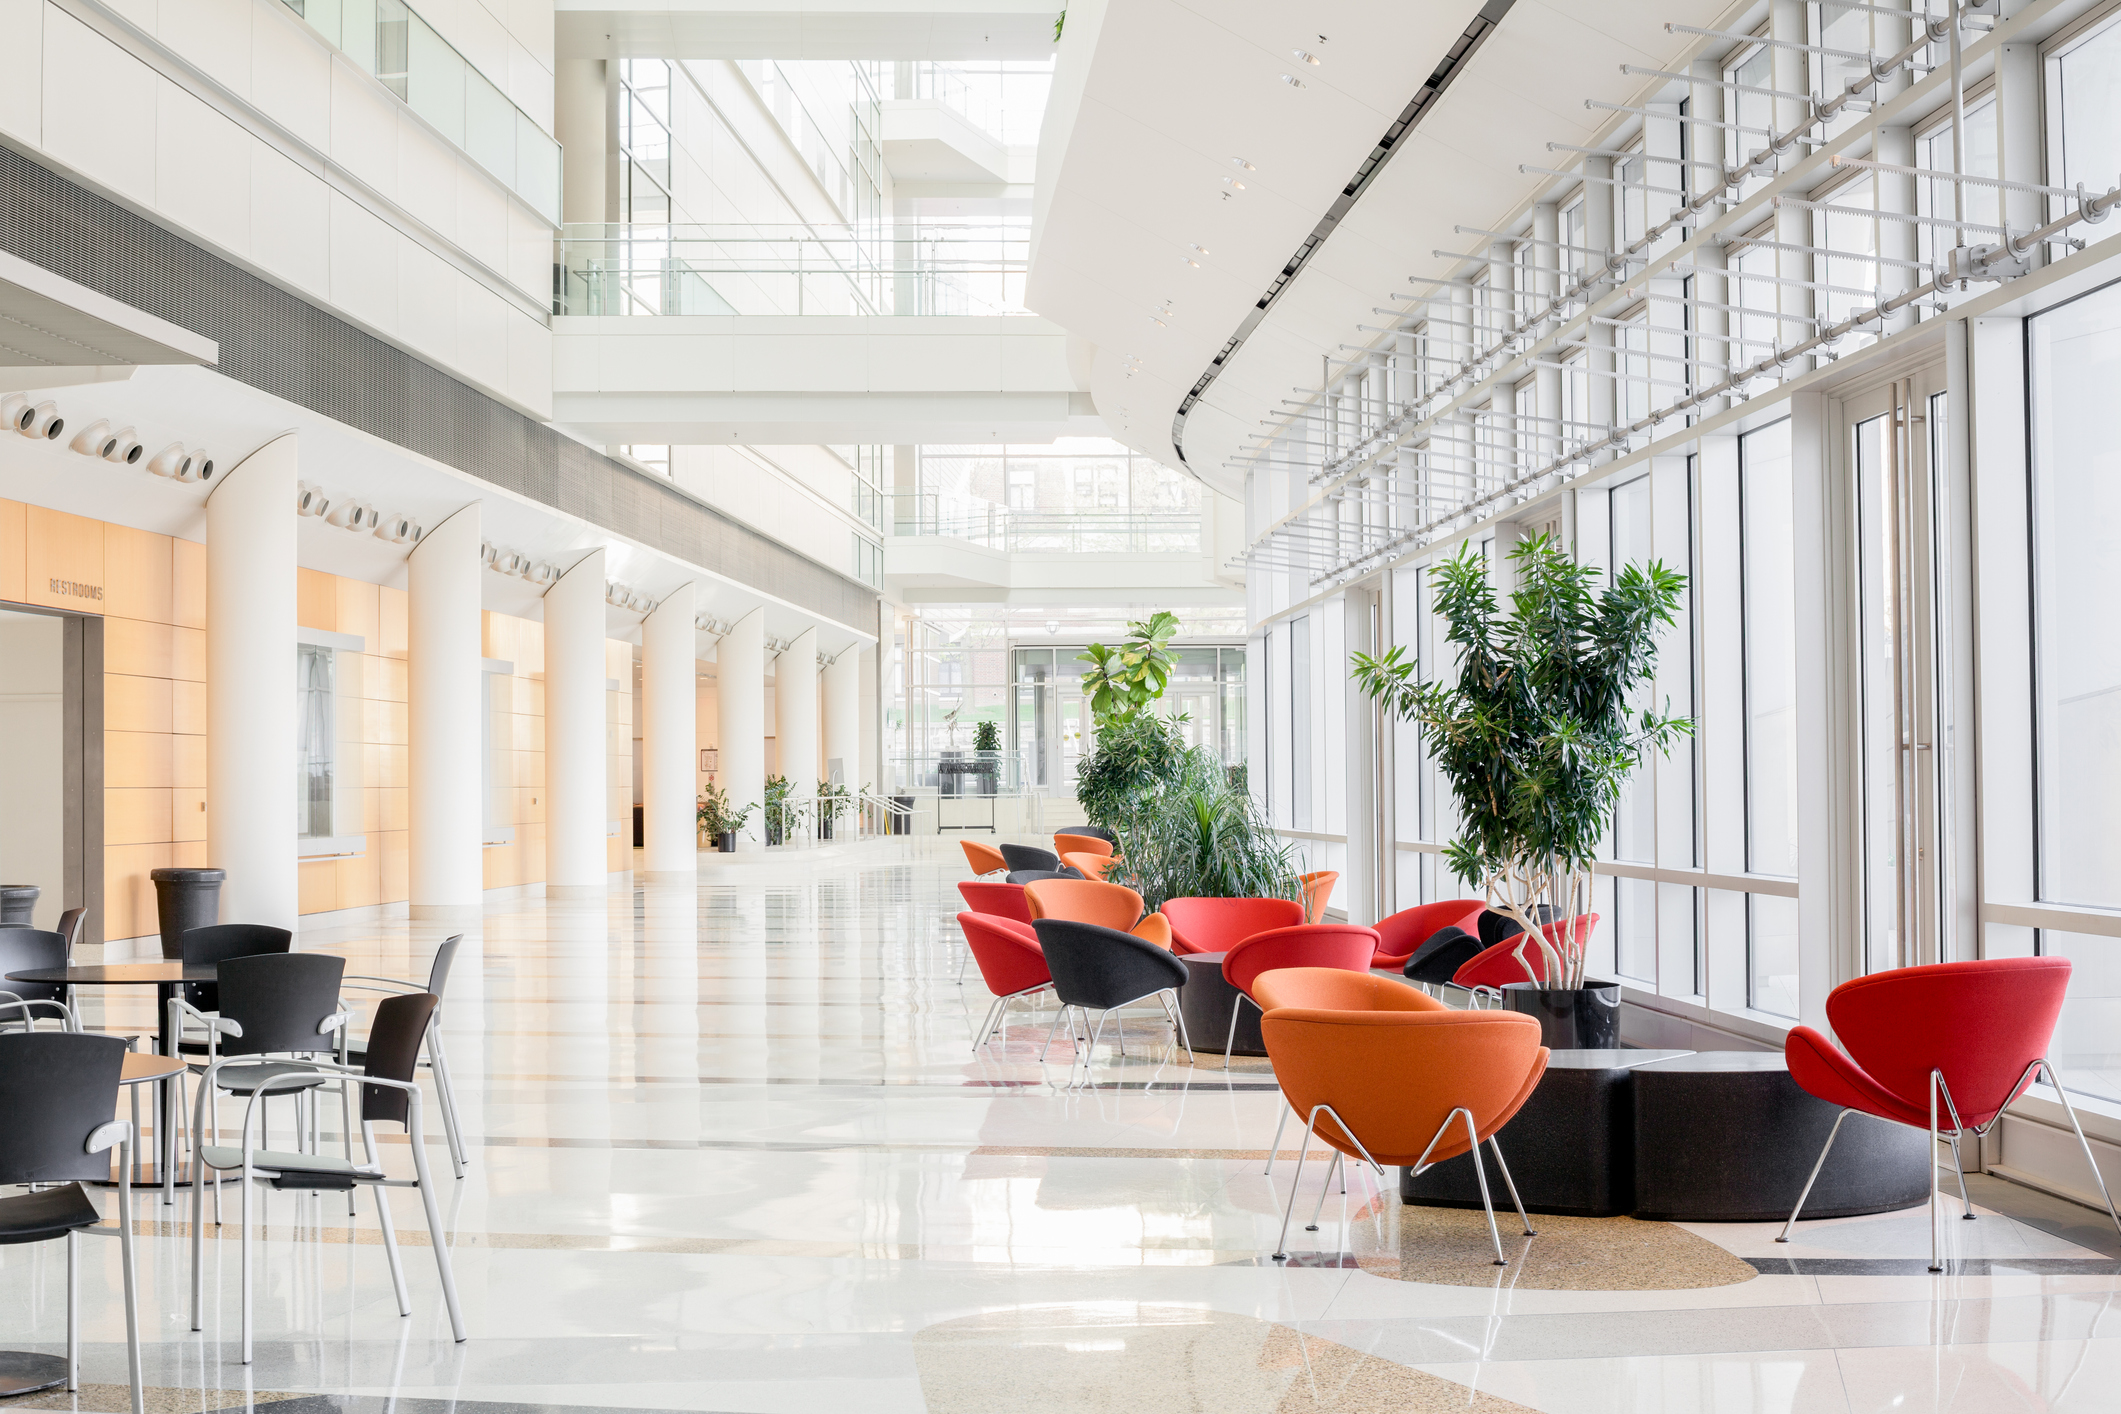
1928 1068 1945 1272
1776 1107 1853 1243
1040 1005 1069 1061
1223 992 1250 1071
1305 1152 1342 1231
1946 1131 1976 1219
1488 1136 1537 1237
1265 1104 1289 1175
2038 1058 2121 1240
1459 1109 1507 1265
1158 990 1196 1065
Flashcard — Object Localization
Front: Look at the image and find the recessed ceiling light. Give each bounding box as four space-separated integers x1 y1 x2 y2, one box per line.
1280 74 1305 88
1230 157 1255 171
1190 244 1210 256
1222 177 1246 190
1182 257 1199 267
1293 49 1320 65
1150 318 1166 328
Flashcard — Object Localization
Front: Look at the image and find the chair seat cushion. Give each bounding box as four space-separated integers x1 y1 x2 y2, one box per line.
195 1060 334 1095
197 1145 380 1181
0 1182 102 1245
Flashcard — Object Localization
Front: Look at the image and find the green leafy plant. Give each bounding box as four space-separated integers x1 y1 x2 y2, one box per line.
763 774 809 843
1074 710 1188 829
1104 745 1301 911
972 719 1001 753
1053 8 1066 41
697 782 754 839
816 780 853 821
1352 533 1691 988
1077 611 1181 726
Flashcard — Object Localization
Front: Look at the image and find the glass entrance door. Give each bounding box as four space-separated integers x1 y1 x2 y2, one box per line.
1849 368 1952 973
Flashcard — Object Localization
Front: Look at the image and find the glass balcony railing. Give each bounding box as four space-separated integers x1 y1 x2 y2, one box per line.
889 493 1202 554
554 223 1030 317
279 0 561 224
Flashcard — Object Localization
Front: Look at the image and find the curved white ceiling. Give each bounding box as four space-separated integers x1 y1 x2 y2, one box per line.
1029 0 1748 500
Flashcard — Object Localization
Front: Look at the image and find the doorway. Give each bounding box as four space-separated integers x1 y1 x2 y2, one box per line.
1846 367 1952 974
0 603 100 938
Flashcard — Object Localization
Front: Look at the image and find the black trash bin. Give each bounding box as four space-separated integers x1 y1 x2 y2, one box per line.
150 867 225 960
0 884 38 926
890 796 914 835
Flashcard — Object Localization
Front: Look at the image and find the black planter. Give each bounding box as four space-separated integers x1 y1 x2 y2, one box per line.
1502 978 1622 1049
150 867 225 961
717 831 736 853
767 824 784 847
819 817 835 840
889 797 913 835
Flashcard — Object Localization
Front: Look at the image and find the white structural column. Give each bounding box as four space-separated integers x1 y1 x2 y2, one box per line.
778 627 820 792
641 581 698 877
408 504 484 920
823 645 860 787
544 548 607 893
718 609 767 851
205 433 299 931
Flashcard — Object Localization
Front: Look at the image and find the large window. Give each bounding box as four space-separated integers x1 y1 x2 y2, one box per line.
1740 419 1800 1015
296 644 336 840
2047 12 2121 202
2031 279 2121 909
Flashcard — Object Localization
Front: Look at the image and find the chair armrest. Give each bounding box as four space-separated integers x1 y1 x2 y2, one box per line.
319 1010 356 1036
85 1119 132 1154
0 997 76 1030
342 975 418 990
168 995 241 1035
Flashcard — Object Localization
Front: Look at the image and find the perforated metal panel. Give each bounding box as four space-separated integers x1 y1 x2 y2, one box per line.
0 146 878 633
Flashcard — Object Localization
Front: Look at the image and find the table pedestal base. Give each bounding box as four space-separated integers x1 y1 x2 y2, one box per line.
0 1350 68 1396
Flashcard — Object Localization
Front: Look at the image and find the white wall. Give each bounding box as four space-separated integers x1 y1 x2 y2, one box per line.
0 609 65 930
0 0 554 418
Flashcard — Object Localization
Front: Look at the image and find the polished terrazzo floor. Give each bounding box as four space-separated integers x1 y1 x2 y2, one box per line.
8 837 2121 1413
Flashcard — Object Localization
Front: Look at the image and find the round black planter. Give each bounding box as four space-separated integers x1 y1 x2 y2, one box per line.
1502 979 1622 1049
717 831 737 853
820 817 834 840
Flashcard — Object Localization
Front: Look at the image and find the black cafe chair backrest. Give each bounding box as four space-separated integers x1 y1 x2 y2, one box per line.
213 953 346 1058
998 843 1062 874
362 993 440 1128
0 928 68 1006
0 1031 128 1184
180 923 293 1010
1032 918 1188 1011
426 935 463 1000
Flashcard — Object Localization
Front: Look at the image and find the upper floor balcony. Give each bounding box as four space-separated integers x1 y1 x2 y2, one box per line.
554 222 1029 318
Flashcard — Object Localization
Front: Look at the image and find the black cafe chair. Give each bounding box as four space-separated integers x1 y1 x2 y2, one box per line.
0 928 75 1032
1031 919 1194 1082
340 935 469 1178
190 993 465 1362
0 1032 144 1414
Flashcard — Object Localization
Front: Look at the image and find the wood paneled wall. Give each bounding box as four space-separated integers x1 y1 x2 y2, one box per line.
3 502 641 942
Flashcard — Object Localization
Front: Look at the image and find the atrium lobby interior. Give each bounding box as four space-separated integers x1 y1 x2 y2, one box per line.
2 1 2121 1412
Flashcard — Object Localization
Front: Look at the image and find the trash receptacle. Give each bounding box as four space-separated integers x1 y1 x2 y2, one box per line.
890 796 914 836
149 867 225 960
0 884 38 926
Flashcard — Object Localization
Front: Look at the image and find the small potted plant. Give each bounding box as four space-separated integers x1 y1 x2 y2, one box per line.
816 780 852 839
697 784 753 853
971 718 1002 794
764 775 808 847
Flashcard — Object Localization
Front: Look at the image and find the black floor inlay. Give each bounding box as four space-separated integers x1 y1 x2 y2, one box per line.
1746 1256 2121 1276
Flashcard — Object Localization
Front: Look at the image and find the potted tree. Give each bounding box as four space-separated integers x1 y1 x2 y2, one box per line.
1074 611 1187 831
1104 743 1302 910
1352 534 1691 1048
698 784 753 853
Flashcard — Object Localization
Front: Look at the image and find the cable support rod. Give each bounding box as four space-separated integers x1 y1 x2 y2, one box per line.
1430 249 1606 279
1618 65 1830 106
1547 142 1730 171
1519 164 1694 198
1452 227 1644 260
1584 98 1772 137
1665 260 1884 298
1718 234 1937 270
1522 357 1698 395
1621 285 1826 328
1824 152 2087 199
1770 194 2008 233
1663 22 1882 64
1547 335 1775 376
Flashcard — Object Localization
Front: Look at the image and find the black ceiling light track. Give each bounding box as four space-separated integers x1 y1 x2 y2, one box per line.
1170 0 1516 466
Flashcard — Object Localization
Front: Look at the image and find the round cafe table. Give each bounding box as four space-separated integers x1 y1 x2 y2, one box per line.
0 1050 192 1397
5 963 217 1193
